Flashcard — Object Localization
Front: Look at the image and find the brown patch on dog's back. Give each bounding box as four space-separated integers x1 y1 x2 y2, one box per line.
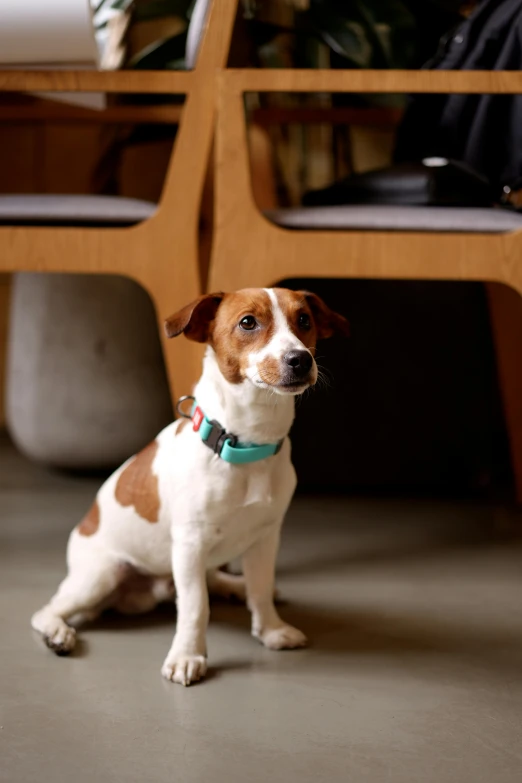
211 289 276 383
78 501 100 536
115 440 160 523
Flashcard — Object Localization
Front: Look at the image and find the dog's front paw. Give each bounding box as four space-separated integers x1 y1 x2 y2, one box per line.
255 623 308 650
32 610 77 656
161 654 207 686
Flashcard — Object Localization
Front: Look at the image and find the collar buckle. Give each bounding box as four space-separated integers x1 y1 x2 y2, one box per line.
204 419 237 456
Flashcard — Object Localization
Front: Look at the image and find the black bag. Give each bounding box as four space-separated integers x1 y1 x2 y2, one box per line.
395 0 522 193
302 158 499 208
304 0 522 209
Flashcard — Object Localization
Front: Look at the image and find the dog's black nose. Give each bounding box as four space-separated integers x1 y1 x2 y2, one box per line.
284 350 313 376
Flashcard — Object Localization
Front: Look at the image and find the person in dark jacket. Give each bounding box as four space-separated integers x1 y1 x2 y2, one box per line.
395 0 522 193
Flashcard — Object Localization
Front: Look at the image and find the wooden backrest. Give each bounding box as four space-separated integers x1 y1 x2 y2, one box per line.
158 0 238 220
215 68 522 230
0 0 239 233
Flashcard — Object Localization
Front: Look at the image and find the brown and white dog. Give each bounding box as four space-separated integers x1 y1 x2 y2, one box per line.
31 288 349 686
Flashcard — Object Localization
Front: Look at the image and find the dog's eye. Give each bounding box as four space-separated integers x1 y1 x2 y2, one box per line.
239 315 257 331
298 313 311 331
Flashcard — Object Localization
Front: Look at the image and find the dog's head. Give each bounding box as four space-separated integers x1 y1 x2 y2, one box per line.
165 288 349 396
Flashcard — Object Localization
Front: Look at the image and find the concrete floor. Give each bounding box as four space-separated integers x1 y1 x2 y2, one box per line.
1 434 522 782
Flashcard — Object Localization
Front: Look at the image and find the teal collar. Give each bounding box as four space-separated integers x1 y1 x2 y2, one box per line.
176 396 283 465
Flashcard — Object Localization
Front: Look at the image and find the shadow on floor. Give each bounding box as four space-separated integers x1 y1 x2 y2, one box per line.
74 585 522 684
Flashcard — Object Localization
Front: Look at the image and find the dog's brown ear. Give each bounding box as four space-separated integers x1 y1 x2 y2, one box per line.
301 291 350 340
164 293 225 343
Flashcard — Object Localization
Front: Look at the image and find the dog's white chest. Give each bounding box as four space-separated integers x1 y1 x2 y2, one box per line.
167 438 295 568
203 480 281 568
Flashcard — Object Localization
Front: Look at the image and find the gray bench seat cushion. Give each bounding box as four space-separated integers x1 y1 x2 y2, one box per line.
0 194 156 226
266 205 522 233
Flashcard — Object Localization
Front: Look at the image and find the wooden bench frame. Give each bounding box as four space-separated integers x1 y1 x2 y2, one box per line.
209 67 522 501
0 0 238 400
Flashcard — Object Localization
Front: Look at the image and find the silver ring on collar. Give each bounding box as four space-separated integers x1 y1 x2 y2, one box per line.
176 395 196 419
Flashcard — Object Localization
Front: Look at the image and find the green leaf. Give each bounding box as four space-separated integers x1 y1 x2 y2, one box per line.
127 30 188 69
307 0 417 69
93 0 134 10
109 0 134 10
133 0 193 23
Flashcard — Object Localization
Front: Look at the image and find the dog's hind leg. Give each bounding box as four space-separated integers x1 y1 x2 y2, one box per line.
207 568 282 604
114 574 175 615
31 548 124 655
207 568 247 603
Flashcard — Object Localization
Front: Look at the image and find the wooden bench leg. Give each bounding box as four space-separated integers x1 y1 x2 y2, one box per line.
486 282 522 505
